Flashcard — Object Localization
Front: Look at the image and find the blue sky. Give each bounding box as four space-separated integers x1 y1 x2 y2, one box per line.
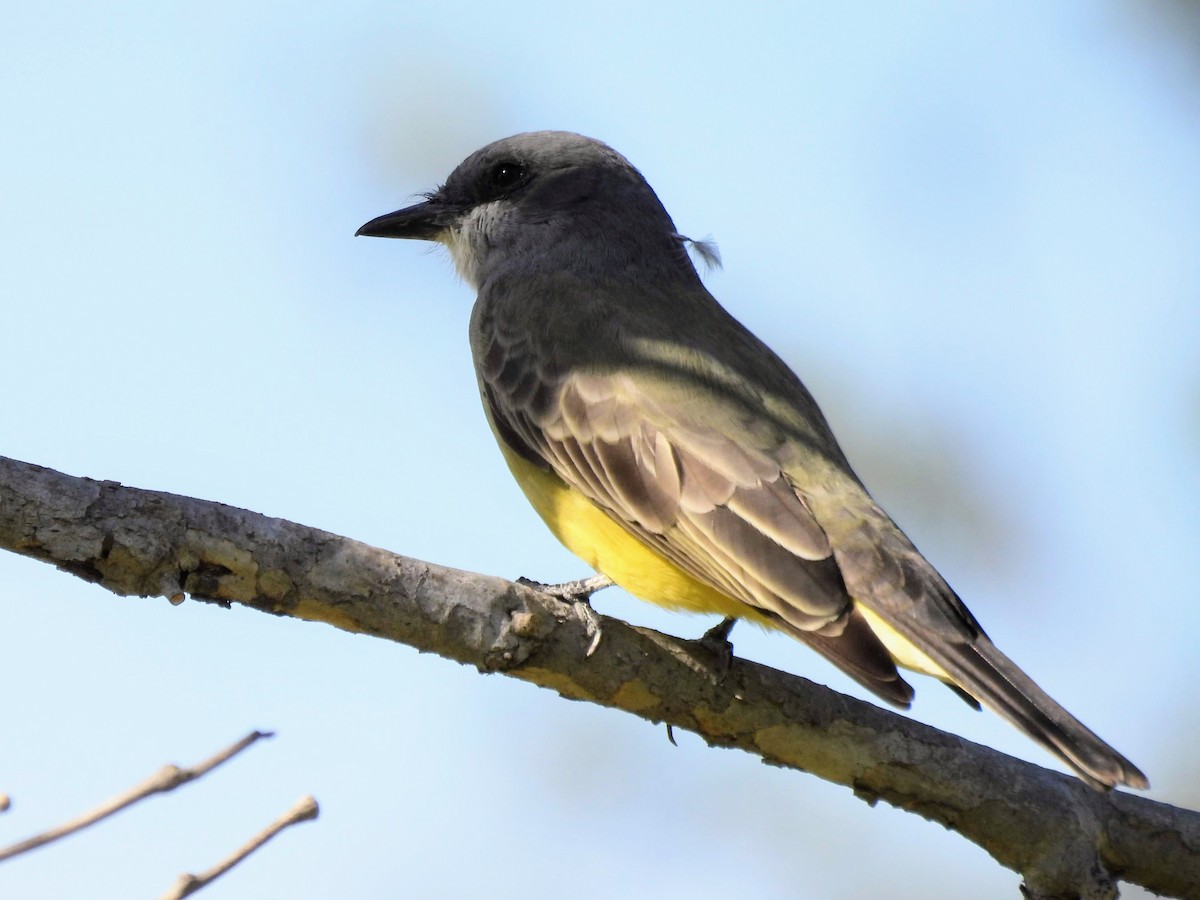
2 2 1197 897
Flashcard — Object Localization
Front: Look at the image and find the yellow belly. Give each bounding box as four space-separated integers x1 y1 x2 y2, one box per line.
499 442 757 623
498 438 953 683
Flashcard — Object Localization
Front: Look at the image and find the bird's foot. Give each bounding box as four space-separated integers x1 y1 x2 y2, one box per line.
517 574 613 657
691 617 737 682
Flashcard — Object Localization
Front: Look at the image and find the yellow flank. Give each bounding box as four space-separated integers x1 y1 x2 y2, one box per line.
497 441 762 625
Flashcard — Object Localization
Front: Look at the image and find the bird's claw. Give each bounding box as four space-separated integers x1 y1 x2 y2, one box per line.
573 599 604 657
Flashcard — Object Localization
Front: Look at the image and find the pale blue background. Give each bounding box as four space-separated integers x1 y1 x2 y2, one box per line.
2 2 1197 898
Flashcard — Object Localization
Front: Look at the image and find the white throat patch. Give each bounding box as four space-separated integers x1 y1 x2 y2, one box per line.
439 201 506 290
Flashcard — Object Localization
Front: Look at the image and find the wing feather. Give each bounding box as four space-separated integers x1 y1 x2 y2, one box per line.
513 369 852 627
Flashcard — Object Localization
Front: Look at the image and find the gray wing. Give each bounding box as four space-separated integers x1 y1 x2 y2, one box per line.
476 321 915 708
472 281 1146 789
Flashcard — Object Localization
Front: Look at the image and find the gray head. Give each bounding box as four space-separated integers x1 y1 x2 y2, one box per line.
357 131 713 289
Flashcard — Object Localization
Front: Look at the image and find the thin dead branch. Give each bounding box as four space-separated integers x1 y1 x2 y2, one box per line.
0 730 273 862
157 795 319 900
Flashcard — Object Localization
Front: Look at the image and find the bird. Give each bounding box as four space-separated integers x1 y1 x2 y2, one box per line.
357 130 1147 791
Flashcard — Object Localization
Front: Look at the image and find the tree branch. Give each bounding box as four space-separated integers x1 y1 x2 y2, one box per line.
0 730 273 862
1 455 1196 899
157 795 319 900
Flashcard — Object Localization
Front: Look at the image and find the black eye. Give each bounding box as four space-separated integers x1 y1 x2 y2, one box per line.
486 161 526 193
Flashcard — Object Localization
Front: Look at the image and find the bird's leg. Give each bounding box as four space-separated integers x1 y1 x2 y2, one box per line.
517 573 614 601
701 616 737 645
517 574 614 657
693 616 737 681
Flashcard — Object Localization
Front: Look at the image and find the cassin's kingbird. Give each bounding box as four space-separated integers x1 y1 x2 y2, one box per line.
357 131 1146 790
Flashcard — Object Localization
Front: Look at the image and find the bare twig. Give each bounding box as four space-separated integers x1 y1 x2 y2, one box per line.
157 795 319 900
0 730 273 862
1 455 1198 898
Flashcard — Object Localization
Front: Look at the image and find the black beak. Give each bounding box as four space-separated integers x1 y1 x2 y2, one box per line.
356 198 451 240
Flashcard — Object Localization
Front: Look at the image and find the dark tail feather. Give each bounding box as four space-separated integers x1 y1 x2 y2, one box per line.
778 609 916 710
944 636 1148 790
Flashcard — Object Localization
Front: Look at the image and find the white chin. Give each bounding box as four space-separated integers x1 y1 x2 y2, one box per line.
439 203 501 290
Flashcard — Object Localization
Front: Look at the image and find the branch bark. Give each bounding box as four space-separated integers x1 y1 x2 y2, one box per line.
1 455 1196 899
